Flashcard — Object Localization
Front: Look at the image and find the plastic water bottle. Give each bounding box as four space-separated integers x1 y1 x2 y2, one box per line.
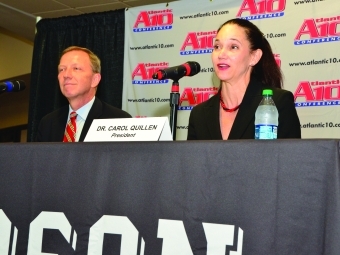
255 89 278 139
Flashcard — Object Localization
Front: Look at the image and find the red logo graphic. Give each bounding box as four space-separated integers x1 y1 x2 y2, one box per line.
132 62 169 84
294 80 340 103
274 53 281 67
179 87 218 110
180 31 216 55
236 0 286 18
294 16 340 45
133 9 173 32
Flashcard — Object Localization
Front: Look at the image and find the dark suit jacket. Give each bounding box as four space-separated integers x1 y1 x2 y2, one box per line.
36 97 132 142
187 78 301 140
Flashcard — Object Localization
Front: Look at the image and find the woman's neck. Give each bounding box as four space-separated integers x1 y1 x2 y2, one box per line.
220 77 250 108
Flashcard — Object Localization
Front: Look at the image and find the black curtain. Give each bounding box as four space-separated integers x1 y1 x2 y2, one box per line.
27 9 126 142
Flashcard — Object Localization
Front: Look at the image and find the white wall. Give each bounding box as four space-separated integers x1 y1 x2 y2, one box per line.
0 28 33 80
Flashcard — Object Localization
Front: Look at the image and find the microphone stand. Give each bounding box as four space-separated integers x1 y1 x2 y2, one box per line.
169 80 180 141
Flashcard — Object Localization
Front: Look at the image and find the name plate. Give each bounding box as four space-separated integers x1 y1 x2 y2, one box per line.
84 117 172 141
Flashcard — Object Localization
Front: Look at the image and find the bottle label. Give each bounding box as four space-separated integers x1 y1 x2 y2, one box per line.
255 125 278 139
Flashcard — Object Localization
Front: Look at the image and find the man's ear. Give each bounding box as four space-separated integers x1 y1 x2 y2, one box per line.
91 73 101 88
250 49 262 66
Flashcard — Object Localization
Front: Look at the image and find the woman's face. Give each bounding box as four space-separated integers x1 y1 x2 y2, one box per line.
212 24 259 84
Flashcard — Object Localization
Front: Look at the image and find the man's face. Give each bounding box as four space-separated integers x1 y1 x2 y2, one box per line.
58 50 100 102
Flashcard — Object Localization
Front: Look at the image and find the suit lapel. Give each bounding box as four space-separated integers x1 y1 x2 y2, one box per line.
228 79 264 139
203 93 223 139
79 97 103 141
55 106 69 142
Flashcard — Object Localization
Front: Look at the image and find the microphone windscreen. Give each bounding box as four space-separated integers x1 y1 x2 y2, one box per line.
186 61 201 76
12 80 26 92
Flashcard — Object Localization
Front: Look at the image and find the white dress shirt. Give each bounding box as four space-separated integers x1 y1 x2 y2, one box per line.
66 96 95 142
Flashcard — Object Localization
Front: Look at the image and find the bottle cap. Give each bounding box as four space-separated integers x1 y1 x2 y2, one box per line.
262 89 273 96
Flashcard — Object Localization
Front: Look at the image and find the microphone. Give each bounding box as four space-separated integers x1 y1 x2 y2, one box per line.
152 61 201 81
0 80 26 93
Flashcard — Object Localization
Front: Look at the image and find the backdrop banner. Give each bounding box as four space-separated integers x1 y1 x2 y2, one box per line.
122 0 340 140
1 141 340 254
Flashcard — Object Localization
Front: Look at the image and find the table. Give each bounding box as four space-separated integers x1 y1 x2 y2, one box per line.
0 140 339 255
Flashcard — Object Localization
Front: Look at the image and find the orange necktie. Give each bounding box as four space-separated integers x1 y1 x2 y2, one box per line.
63 111 77 142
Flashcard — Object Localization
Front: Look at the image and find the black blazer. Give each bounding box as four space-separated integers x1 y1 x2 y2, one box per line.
36 97 132 142
187 78 301 140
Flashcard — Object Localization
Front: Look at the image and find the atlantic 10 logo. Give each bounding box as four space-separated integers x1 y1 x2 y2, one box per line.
294 16 340 45
274 54 281 67
178 87 218 110
180 31 217 56
236 0 286 20
294 79 340 107
131 62 169 85
133 9 173 32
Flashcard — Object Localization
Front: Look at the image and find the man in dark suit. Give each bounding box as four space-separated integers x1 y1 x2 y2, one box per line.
36 46 131 142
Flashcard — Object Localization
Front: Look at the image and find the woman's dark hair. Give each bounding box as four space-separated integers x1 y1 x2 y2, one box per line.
217 18 283 88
